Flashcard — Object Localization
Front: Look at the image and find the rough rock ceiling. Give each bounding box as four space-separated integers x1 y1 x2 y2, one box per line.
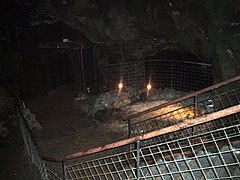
33 0 239 63
1 0 240 80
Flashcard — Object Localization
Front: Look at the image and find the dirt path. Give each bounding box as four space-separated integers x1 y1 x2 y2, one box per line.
26 86 129 159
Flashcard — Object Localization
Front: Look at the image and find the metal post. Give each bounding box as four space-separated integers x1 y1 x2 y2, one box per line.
171 61 174 89
62 160 67 180
42 161 49 180
193 95 198 136
71 49 78 98
128 118 132 153
194 95 198 118
128 119 132 139
136 141 140 180
80 44 86 91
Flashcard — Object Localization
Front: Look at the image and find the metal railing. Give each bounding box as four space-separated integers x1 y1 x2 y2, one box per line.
127 76 240 142
1 90 61 178
17 106 64 180
43 105 240 180
41 75 240 180
145 60 213 92
0 96 15 115
100 60 213 92
5 75 238 179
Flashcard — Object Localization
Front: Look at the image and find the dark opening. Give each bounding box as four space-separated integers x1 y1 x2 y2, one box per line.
144 50 214 91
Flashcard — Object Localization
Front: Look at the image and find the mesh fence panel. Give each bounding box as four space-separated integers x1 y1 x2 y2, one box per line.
64 113 240 180
130 83 240 142
66 149 138 180
101 61 145 92
145 60 213 92
18 112 64 180
100 60 213 93
138 123 240 180
0 96 15 114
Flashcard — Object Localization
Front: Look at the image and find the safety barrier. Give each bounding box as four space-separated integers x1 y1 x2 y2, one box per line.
17 109 64 180
100 60 213 92
0 95 61 179
0 96 15 115
43 105 240 179
127 76 240 141
42 76 240 179
8 76 239 179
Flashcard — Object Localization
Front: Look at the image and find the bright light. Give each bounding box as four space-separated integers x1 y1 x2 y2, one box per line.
118 83 123 89
147 84 152 91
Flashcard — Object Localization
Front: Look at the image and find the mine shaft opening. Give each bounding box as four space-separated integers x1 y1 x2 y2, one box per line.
143 49 214 92
103 49 214 94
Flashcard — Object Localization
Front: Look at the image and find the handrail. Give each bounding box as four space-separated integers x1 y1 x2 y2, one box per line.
144 59 213 66
0 96 14 100
107 59 212 67
43 104 240 162
125 75 240 120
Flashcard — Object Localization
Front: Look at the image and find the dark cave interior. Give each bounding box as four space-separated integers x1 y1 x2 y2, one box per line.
0 0 240 179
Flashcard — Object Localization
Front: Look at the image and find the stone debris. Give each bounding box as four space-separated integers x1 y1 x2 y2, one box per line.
94 88 186 112
22 108 42 130
75 92 88 101
93 88 188 120
94 108 109 122
94 90 131 112
160 88 186 100
91 87 194 133
139 92 147 102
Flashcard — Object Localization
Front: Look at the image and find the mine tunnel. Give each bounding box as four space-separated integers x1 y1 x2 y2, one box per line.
0 0 240 179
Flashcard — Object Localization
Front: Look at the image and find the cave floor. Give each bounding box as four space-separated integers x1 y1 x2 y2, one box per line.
0 115 41 179
24 85 189 172
26 86 129 161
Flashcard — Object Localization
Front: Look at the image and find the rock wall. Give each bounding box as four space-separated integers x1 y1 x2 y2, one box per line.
36 0 240 81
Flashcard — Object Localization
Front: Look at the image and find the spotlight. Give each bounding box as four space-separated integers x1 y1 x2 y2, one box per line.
147 84 152 91
118 82 123 89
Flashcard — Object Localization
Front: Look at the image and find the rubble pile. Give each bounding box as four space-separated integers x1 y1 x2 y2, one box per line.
90 87 196 134
94 88 187 116
22 108 42 130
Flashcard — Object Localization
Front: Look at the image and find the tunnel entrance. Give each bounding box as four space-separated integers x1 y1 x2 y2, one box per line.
39 45 99 97
144 60 213 92
100 50 213 92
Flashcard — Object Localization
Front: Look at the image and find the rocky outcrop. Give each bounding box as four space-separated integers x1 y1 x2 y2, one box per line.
35 0 240 81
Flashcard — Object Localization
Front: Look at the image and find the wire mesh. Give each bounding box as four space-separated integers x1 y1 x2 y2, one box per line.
100 61 145 92
0 96 15 114
138 122 240 180
130 83 240 141
18 111 64 180
35 76 240 179
145 60 213 92
64 112 240 180
66 148 138 180
45 162 64 180
100 60 213 93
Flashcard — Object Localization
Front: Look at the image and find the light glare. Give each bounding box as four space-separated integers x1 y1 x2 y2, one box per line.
147 84 152 90
118 83 123 89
